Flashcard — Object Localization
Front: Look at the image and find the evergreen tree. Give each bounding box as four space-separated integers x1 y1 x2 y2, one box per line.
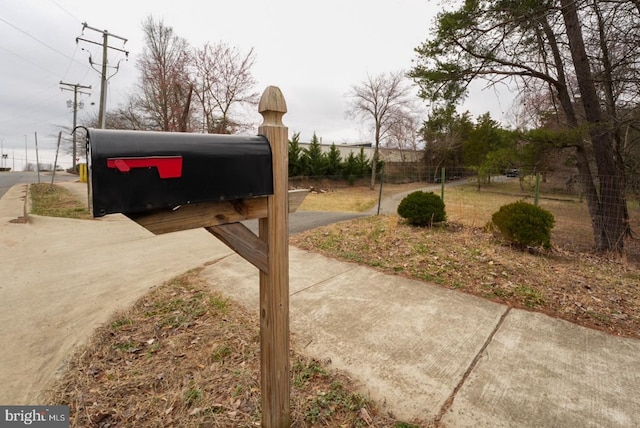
464 113 510 184
343 152 358 179
409 0 634 251
301 132 327 176
354 147 371 178
326 144 342 177
288 132 303 176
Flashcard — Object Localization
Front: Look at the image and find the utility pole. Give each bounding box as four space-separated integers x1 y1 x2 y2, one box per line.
34 132 40 183
76 23 128 129
60 82 91 171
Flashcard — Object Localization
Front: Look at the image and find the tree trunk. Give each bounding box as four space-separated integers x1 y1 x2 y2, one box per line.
540 14 604 251
593 0 632 238
179 85 193 132
560 0 626 252
370 124 381 190
370 146 379 190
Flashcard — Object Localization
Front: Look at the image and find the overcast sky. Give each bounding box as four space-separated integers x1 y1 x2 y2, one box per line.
0 0 513 170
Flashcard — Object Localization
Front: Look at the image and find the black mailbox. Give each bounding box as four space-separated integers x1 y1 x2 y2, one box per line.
86 129 273 217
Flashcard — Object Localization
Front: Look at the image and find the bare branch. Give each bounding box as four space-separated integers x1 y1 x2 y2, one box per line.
346 71 417 188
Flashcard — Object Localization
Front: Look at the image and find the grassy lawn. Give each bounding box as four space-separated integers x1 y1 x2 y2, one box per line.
443 182 596 250
30 183 91 219
298 181 432 213
297 177 608 252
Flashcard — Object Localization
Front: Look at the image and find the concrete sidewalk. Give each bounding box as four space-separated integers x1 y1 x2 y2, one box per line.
202 252 640 427
1 182 640 426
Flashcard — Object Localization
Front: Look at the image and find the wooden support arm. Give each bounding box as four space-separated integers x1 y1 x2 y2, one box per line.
127 188 308 235
205 223 268 273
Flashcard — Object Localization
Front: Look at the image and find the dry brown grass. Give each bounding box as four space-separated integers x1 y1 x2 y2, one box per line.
443 181 626 252
291 176 640 340
30 183 91 219
300 188 378 212
33 184 426 427
299 181 429 213
43 269 416 427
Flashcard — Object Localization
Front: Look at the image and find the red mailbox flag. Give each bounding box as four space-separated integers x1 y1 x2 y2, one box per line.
107 156 183 179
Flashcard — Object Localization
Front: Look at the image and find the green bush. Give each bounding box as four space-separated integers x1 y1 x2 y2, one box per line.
491 201 555 249
397 191 446 226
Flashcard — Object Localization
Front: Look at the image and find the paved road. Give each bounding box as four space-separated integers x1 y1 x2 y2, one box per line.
370 178 473 215
0 171 77 198
244 210 365 235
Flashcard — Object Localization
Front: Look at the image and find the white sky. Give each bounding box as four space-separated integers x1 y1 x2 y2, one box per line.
0 0 513 170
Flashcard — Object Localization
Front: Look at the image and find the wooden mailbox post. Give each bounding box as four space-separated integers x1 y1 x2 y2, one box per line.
258 86 290 426
209 86 291 426
207 86 291 426
87 86 296 426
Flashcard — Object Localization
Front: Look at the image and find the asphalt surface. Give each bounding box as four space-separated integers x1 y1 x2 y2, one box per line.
369 177 478 215
245 210 365 235
1 181 639 427
0 171 76 198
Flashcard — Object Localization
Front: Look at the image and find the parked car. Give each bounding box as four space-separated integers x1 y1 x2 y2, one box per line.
506 169 519 177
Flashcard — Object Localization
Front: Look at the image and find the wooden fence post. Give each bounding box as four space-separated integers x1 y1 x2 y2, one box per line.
258 86 290 427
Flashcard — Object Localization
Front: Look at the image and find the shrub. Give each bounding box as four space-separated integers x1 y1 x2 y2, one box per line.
490 201 555 249
397 191 446 226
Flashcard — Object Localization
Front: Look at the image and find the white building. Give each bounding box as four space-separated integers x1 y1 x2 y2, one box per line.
297 142 421 163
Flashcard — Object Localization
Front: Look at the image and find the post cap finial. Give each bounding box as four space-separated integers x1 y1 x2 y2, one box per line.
259 86 287 126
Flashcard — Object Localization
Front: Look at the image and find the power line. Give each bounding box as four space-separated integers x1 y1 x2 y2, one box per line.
0 16 87 68
60 43 81 82
0 82 62 126
48 0 82 24
0 6 94 135
0 45 61 78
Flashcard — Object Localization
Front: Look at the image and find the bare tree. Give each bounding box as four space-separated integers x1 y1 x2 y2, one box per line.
136 16 193 132
386 111 422 172
192 43 259 134
346 71 415 189
108 98 150 130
